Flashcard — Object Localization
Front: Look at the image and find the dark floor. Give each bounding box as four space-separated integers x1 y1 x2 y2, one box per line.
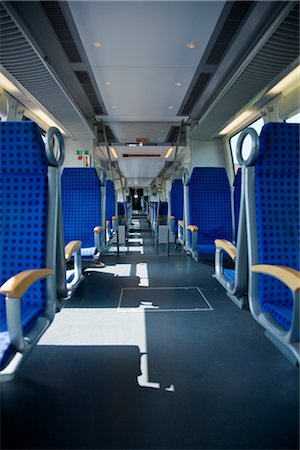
1 216 299 450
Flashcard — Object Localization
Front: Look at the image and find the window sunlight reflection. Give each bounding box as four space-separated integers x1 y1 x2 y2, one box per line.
38 308 174 392
85 264 132 277
136 262 149 287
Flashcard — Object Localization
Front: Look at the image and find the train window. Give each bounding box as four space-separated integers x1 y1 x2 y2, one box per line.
285 112 300 123
230 117 264 172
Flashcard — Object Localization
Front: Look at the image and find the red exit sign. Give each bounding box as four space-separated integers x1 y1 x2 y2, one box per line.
136 137 150 143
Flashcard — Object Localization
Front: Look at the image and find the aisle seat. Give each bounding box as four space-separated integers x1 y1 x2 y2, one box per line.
214 165 247 308
245 122 300 364
0 121 57 378
186 167 233 261
61 168 103 258
169 179 183 237
105 179 116 243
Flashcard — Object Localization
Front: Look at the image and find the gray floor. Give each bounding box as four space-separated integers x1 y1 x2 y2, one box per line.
1 216 299 450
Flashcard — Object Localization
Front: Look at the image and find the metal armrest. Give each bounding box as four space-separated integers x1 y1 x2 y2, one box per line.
94 226 104 253
0 269 53 352
186 225 198 252
64 240 82 262
251 265 300 292
0 269 53 299
169 216 175 234
187 225 198 233
215 239 237 261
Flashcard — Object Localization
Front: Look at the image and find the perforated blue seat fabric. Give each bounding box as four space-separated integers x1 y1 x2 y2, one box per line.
118 202 125 216
105 180 115 230
61 168 101 257
223 269 236 283
159 202 168 215
0 121 48 370
189 168 233 258
234 168 242 236
170 179 183 233
255 123 299 330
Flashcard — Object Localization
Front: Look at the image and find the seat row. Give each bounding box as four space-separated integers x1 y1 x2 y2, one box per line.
0 121 118 379
171 123 299 364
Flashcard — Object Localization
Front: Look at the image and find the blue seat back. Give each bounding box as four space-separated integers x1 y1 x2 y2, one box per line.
255 123 299 328
188 167 233 245
0 122 50 369
105 180 115 229
233 168 242 235
61 168 101 249
159 201 168 216
170 179 183 230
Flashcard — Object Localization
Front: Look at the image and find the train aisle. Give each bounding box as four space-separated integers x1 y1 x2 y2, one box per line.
1 216 299 450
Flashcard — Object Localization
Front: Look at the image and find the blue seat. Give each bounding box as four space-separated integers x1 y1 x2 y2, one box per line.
169 179 183 237
61 168 103 258
0 121 57 378
186 168 233 261
214 165 248 308
233 168 242 241
105 179 116 243
245 122 300 364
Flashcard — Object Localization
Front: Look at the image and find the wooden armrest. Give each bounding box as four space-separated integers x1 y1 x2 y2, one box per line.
251 265 300 292
170 216 175 220
187 225 199 232
112 216 117 220
106 220 110 228
178 220 184 227
94 226 104 234
65 240 82 262
0 269 53 299
215 239 237 261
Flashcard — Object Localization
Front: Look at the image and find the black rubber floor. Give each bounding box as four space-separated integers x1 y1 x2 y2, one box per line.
1 221 299 450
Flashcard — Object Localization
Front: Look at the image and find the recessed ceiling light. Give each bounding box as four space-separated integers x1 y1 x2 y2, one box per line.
110 147 118 159
111 105 117 109
165 147 174 159
186 42 197 49
104 81 111 86
168 106 174 110
93 42 103 48
175 82 182 87
161 129 164 133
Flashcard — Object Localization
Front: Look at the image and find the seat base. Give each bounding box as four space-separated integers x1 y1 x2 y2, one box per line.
265 331 299 367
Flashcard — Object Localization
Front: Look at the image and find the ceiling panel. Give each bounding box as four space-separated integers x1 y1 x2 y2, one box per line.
69 0 225 144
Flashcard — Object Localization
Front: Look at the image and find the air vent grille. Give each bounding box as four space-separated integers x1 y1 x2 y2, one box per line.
166 126 179 143
75 71 104 115
0 2 93 138
193 2 300 139
40 1 82 63
206 2 255 65
181 73 211 116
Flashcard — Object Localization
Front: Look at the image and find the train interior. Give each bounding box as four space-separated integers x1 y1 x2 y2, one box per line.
0 1 299 449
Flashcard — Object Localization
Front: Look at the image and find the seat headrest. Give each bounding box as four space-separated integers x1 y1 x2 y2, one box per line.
0 121 48 173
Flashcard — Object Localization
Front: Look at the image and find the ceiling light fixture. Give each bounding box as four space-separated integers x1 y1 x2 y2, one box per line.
32 109 66 134
168 106 174 110
104 81 111 86
268 65 300 95
93 42 103 48
110 147 118 159
165 147 174 159
0 73 20 94
219 110 256 136
186 42 197 49
111 105 117 109
175 82 182 87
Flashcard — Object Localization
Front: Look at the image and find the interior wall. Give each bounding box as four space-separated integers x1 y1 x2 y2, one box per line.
190 139 226 169
63 138 95 168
